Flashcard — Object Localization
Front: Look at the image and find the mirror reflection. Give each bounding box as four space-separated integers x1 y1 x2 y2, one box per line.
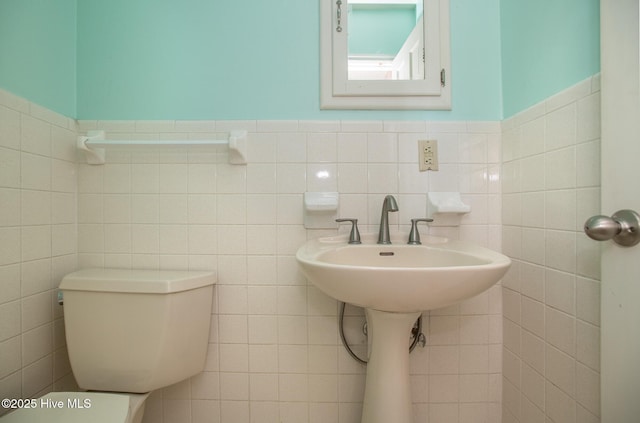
347 0 424 81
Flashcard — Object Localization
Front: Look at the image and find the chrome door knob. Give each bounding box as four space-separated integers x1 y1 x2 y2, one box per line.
584 209 640 247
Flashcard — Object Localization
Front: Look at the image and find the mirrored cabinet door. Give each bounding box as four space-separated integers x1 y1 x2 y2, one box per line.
320 0 451 110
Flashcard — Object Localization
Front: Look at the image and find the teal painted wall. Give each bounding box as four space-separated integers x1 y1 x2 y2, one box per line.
0 1 601 121
449 0 502 121
76 0 503 121
500 0 600 118
0 0 76 117
77 0 318 120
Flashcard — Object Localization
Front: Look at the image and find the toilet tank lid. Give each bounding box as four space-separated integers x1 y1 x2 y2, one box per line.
59 268 217 294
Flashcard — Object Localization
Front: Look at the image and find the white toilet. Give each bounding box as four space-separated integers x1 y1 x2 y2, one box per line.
1 268 216 423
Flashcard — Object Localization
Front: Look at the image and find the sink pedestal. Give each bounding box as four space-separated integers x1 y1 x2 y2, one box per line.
362 309 422 423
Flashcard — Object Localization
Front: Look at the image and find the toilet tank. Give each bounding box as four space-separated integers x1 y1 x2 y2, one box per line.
59 268 216 393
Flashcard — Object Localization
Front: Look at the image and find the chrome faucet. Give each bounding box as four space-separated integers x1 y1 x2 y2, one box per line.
377 195 399 244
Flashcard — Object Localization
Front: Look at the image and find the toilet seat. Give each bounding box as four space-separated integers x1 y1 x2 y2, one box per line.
0 392 143 423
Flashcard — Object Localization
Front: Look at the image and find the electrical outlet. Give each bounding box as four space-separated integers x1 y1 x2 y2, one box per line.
418 139 438 171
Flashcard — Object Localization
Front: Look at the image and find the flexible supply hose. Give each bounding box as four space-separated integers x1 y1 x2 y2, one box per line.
338 301 423 365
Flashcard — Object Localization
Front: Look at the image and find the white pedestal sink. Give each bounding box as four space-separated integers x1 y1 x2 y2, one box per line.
296 232 510 423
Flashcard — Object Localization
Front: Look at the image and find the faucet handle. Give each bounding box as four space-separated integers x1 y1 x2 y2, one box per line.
336 218 362 244
407 218 434 245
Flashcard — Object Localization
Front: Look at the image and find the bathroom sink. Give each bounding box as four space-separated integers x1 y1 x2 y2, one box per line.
297 231 511 423
296 233 511 312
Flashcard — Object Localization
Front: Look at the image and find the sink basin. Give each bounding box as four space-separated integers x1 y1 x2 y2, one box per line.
296 233 511 313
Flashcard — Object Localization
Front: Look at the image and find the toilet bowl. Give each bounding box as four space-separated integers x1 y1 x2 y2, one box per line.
0 268 216 423
0 392 148 423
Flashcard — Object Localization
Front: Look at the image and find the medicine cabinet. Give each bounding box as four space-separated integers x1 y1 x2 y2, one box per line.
320 0 451 110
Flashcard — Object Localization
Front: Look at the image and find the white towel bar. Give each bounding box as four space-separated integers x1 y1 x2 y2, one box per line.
77 130 247 165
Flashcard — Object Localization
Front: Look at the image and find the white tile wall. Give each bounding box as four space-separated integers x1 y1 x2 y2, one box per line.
72 118 503 423
501 75 601 423
3 81 603 423
0 89 78 416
